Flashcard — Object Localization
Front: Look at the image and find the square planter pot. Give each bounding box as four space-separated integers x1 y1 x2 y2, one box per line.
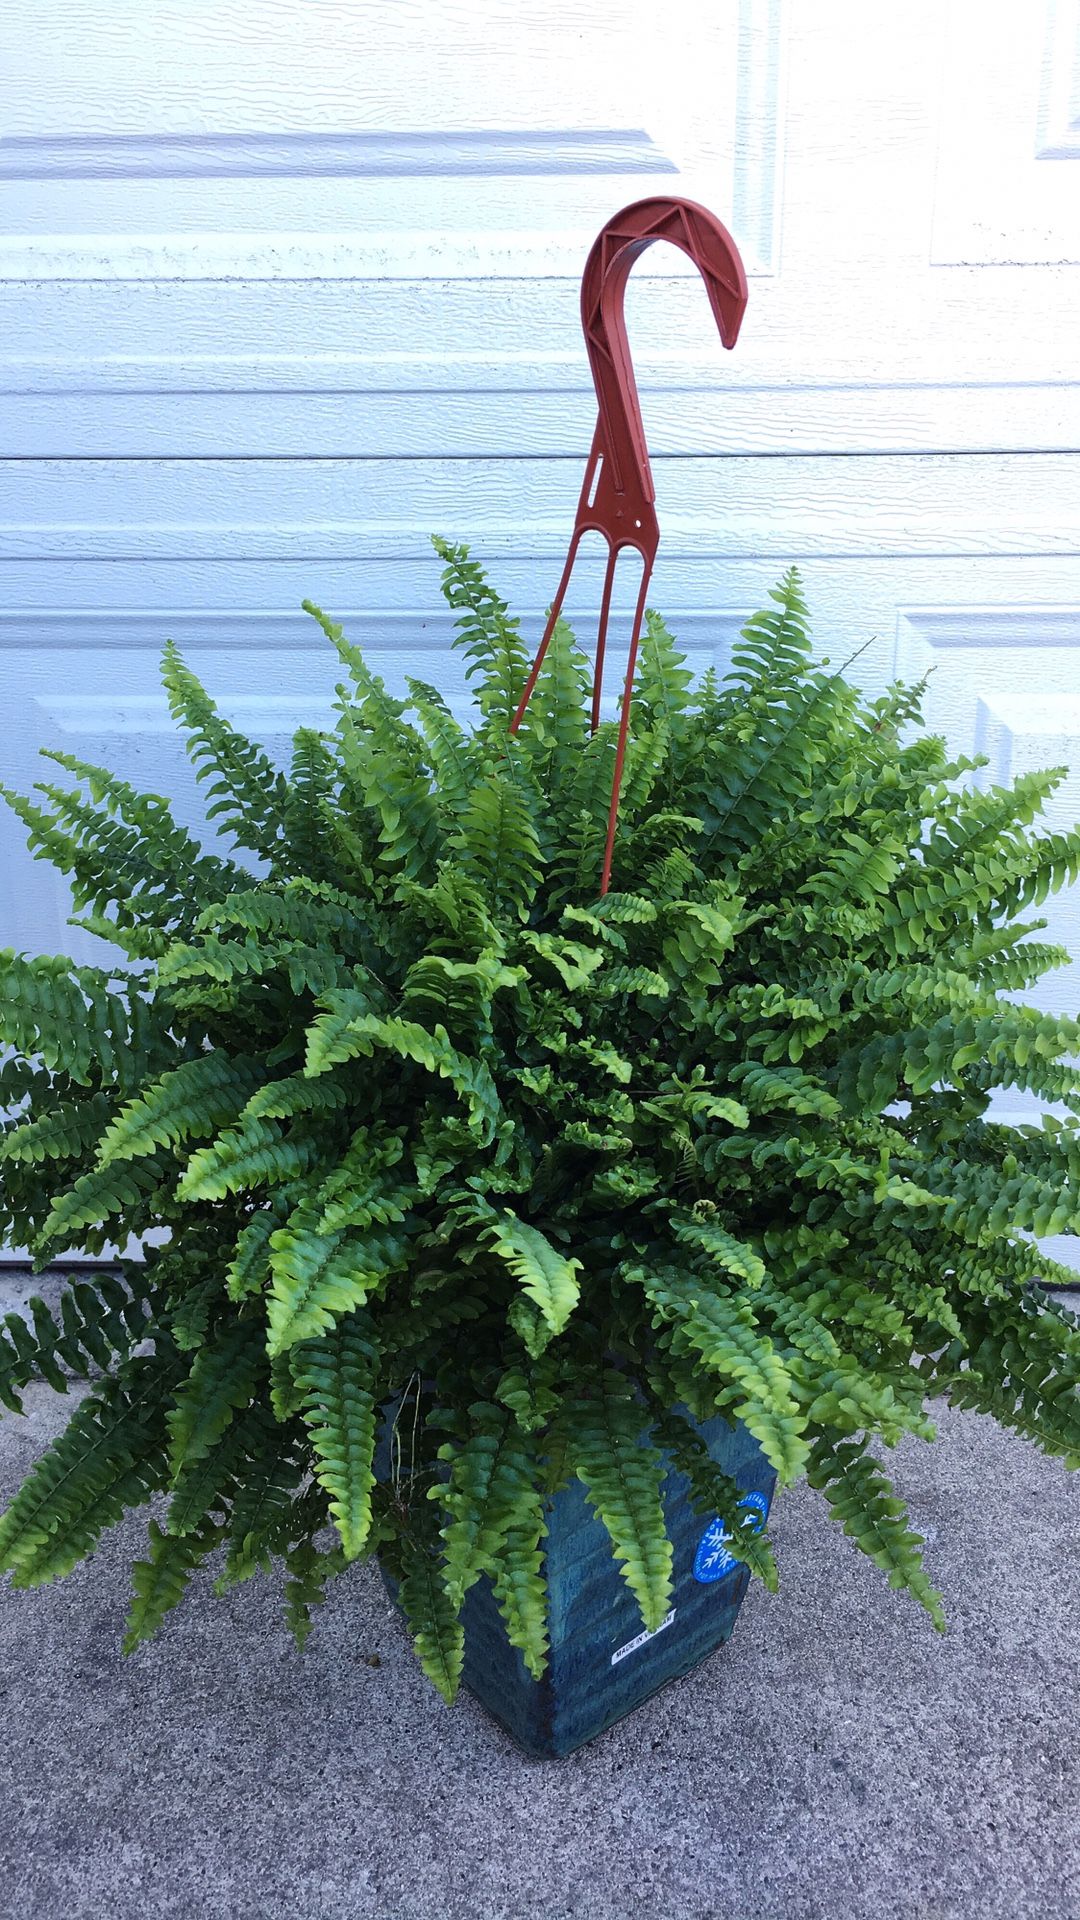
380 1410 775 1758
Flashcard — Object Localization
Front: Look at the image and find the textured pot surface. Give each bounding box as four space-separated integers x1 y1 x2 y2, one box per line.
381 1411 776 1759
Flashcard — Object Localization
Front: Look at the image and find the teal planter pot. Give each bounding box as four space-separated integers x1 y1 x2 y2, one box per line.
381 1411 775 1759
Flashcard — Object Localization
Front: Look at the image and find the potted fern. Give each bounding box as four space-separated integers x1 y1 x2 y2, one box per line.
2 542 1079 1757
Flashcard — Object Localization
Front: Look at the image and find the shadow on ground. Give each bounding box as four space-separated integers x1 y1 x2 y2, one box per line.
1 1362 1078 1919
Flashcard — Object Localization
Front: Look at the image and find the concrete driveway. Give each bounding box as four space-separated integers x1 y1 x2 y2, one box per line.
1 1321 1078 1919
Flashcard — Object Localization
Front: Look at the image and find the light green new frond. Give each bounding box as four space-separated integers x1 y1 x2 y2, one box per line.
518 930 605 992
304 1004 500 1142
668 1212 767 1288
433 536 532 734
406 680 483 818
592 891 658 925
491 1520 550 1679
239 1074 350 1125
559 1371 673 1632
301 986 384 1075
432 1406 542 1609
483 1212 582 1338
400 951 523 1039
176 1121 320 1203
266 1215 404 1356
635 610 695 738
292 1317 379 1559
724 567 812 693
526 617 590 782
754 1279 842 1366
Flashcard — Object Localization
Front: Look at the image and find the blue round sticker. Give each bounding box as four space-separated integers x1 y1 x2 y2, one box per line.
693 1490 769 1584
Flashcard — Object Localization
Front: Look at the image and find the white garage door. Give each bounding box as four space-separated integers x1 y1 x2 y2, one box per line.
1 2 1079 1240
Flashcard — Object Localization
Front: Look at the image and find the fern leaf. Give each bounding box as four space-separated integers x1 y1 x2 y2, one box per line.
161 641 289 862
0 1093 114 1168
432 1405 542 1609
453 770 543 919
433 536 532 733
398 1539 465 1705
491 1520 550 1679
176 1121 320 1203
560 1371 673 1631
669 1212 767 1288
653 1409 778 1591
123 1514 222 1654
636 1268 807 1482
0 1354 179 1588
266 1216 404 1357
166 1319 266 1474
95 1054 262 1167
483 1212 581 1338
303 1005 500 1143
807 1436 946 1628
292 1318 379 1559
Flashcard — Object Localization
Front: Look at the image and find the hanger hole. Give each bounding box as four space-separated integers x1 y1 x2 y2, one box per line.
634 519 641 529
586 457 603 510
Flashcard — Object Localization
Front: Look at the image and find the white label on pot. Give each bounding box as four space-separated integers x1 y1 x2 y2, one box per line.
610 1609 676 1666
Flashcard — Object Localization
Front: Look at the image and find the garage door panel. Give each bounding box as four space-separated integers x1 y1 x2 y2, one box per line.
3 453 1079 562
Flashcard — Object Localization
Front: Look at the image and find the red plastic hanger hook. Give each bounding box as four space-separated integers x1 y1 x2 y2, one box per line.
508 196 748 894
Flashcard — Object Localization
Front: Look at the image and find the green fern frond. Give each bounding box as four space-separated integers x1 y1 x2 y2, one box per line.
266 1214 405 1357
96 1054 262 1167
123 1513 223 1654
398 1540 465 1705
481 1211 582 1340
292 1317 379 1559
161 641 288 862
559 1371 673 1632
807 1436 946 1629
433 536 532 734
432 1404 542 1609
0 1353 180 1588
167 1319 266 1474
0 1276 151 1415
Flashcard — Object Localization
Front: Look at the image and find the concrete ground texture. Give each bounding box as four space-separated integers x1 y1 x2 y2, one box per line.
1 1293 1078 1919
